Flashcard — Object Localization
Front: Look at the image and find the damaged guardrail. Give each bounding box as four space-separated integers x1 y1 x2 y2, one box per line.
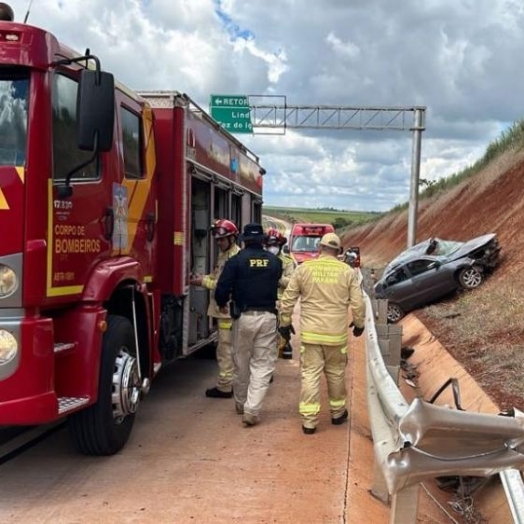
364 292 524 523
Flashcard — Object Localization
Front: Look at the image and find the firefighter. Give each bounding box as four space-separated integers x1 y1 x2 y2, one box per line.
265 227 296 359
279 233 366 435
215 223 282 427
190 219 240 398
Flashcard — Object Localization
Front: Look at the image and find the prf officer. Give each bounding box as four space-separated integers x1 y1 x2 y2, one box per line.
215 223 282 427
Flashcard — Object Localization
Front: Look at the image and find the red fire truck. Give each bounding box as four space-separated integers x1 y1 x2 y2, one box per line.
0 11 264 455
286 223 335 264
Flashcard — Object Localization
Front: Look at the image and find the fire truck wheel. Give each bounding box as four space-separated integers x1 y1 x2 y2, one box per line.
68 315 140 456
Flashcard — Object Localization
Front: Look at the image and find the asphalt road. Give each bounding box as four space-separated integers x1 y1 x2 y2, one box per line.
0 336 391 523
0 315 451 524
0 426 30 445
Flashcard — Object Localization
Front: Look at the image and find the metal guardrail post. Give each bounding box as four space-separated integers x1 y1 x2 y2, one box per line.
375 299 388 324
385 325 402 365
371 465 390 504
375 321 402 383
500 469 524 524
390 485 419 524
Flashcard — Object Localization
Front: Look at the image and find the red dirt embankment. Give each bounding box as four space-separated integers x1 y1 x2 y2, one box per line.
345 148 524 271
341 146 524 410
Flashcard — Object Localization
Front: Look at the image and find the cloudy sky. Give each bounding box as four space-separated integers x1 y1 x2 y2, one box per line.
10 0 524 211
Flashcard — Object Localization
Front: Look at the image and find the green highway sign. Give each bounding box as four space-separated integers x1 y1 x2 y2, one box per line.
210 107 253 132
210 95 249 107
210 94 253 134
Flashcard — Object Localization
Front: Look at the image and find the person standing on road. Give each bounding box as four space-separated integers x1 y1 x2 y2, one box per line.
215 223 282 427
265 228 296 359
279 232 366 435
190 219 240 399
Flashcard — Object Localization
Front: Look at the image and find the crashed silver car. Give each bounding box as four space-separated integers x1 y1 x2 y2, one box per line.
373 234 501 322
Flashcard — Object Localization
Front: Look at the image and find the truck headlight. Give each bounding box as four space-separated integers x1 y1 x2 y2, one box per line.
0 264 18 298
0 330 18 365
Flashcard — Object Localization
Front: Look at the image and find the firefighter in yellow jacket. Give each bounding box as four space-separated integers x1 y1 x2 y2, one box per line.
265 228 296 359
190 219 240 398
279 232 366 434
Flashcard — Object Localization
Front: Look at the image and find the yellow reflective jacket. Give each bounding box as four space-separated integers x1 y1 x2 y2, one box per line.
277 252 296 299
279 254 366 345
202 243 240 318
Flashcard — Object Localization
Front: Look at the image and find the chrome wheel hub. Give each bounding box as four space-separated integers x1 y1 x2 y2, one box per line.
388 304 403 323
463 269 482 288
112 349 141 423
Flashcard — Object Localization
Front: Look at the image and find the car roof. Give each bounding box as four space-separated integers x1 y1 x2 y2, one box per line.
384 243 431 272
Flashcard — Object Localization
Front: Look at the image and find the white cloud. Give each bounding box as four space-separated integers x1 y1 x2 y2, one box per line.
231 38 288 84
10 0 524 211
326 32 360 59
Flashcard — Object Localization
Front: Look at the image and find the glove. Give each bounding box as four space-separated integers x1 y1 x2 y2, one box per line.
278 324 295 341
350 322 364 337
189 273 203 286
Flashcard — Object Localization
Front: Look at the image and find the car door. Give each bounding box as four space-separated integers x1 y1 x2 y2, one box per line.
381 266 416 308
407 257 457 306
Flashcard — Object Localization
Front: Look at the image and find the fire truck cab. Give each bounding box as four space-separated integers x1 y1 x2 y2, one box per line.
286 223 335 264
0 15 263 455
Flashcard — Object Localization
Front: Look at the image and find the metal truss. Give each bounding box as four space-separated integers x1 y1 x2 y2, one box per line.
247 95 426 247
249 103 426 132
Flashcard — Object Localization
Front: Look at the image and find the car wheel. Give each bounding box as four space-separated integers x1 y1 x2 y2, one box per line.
458 266 483 289
387 303 404 323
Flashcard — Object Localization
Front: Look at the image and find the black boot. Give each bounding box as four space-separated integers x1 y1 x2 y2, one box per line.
282 342 293 359
331 409 348 425
205 387 233 398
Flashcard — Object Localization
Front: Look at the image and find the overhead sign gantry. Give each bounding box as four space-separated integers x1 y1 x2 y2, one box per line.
210 94 426 247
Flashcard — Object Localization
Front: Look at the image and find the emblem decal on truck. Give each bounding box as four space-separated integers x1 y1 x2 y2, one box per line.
113 183 129 250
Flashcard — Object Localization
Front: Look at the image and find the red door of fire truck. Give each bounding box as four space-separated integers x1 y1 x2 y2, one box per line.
47 72 114 299
49 84 157 299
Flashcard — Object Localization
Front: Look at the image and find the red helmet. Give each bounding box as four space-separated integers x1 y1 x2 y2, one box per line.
265 228 287 246
210 219 238 239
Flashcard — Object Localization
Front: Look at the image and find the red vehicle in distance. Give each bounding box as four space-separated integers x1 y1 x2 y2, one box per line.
285 223 335 265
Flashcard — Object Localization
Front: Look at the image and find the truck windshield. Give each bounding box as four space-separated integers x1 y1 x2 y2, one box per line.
0 71 28 166
291 235 321 252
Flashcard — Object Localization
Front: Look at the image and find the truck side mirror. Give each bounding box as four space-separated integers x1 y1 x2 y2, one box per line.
77 70 115 152
282 245 289 254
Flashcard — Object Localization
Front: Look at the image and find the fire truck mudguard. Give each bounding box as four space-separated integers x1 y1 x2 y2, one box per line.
82 257 144 303
68 315 140 455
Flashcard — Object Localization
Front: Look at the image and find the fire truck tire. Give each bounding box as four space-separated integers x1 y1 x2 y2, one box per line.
68 315 138 456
